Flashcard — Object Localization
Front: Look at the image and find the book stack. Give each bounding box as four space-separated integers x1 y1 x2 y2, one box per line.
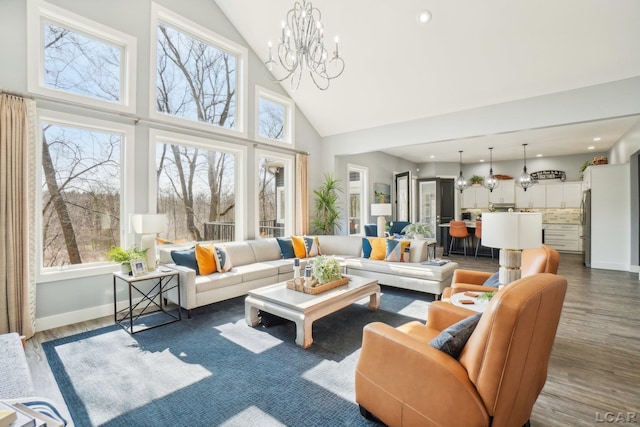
422 259 448 266
0 401 63 427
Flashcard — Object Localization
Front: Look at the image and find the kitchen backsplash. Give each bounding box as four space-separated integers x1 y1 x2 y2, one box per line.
463 208 581 224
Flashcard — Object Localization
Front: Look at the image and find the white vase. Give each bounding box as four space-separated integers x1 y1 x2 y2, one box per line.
414 233 425 240
120 263 131 275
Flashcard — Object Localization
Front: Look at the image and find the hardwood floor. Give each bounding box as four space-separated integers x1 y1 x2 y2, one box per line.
24 251 640 426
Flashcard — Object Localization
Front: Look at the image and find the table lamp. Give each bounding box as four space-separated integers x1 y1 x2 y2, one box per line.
481 212 542 287
371 204 392 237
130 214 168 271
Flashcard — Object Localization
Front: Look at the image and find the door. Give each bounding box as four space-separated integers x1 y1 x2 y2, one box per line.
418 178 454 245
394 171 410 222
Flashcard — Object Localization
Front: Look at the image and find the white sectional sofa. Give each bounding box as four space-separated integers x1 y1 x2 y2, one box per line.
159 236 457 316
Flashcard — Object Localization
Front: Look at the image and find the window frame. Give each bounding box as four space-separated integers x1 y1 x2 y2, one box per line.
255 85 295 147
148 129 247 241
255 149 295 238
35 109 135 283
149 3 249 138
27 0 138 113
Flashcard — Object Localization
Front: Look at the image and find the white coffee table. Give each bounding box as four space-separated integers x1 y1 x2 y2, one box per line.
245 275 380 348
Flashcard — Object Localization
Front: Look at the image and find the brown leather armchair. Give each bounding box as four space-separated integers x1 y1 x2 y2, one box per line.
441 244 560 300
355 273 567 427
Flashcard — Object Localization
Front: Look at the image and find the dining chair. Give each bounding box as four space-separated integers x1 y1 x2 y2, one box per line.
449 220 471 257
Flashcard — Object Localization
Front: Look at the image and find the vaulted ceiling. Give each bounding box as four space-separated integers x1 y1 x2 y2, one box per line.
215 0 640 162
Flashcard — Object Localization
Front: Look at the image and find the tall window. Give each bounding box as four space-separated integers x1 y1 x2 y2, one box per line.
348 164 369 235
152 4 248 136
255 86 295 146
152 132 245 243
256 151 294 238
38 112 133 273
28 0 137 112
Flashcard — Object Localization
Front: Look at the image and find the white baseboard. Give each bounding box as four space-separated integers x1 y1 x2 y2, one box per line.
35 298 145 332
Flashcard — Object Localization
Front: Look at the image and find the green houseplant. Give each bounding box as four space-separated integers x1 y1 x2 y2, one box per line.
312 173 343 235
401 223 433 239
470 175 484 185
106 246 147 274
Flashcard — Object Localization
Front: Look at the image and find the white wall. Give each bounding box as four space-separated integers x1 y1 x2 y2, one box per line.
0 0 323 330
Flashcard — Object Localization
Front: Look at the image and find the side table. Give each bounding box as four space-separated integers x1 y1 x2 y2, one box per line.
449 291 490 313
113 268 181 334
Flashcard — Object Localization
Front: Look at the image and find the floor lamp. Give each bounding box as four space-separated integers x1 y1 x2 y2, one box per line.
131 214 168 271
371 204 392 237
481 212 542 287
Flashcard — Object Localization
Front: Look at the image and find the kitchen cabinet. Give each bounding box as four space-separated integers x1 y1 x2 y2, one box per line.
462 185 489 209
543 224 582 253
545 182 583 208
489 179 515 204
515 184 546 209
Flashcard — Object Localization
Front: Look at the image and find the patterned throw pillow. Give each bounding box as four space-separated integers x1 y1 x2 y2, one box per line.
276 237 295 259
213 245 233 272
171 247 199 275
291 235 307 258
362 237 373 258
195 243 216 275
304 236 321 257
430 313 482 359
385 239 411 262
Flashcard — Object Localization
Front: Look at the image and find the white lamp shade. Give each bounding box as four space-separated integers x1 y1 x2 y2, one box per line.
371 203 392 217
481 212 542 249
130 214 168 234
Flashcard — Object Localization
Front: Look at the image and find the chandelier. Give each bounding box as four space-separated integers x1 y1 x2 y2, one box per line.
516 143 537 191
483 147 499 192
265 0 345 91
454 151 468 193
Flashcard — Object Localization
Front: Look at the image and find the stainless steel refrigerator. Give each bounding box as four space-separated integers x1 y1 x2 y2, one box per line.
580 189 591 267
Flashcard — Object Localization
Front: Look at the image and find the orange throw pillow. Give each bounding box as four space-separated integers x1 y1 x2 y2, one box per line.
195 243 217 275
369 237 391 260
291 235 308 258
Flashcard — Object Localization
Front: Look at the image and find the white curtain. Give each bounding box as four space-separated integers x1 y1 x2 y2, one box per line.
295 153 309 235
0 94 37 338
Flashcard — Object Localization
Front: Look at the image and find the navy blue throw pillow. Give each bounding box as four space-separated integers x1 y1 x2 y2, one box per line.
171 247 199 275
430 313 482 359
483 271 500 288
276 237 295 259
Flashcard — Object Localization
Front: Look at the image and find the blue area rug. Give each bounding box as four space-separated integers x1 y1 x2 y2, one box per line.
43 287 432 427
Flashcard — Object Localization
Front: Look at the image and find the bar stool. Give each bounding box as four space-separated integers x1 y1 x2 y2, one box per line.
449 221 471 257
474 220 494 260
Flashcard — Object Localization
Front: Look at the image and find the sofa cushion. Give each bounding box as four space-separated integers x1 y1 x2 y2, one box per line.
369 237 389 260
213 245 233 272
195 271 243 292
248 238 282 262
171 247 199 275
222 241 257 267
233 263 278 282
316 235 363 257
430 312 482 359
291 235 307 258
195 244 216 275
347 258 455 282
276 237 295 259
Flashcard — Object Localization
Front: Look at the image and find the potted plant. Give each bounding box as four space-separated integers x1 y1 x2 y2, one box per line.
311 255 342 284
106 246 147 274
470 175 484 186
401 223 433 239
312 173 343 235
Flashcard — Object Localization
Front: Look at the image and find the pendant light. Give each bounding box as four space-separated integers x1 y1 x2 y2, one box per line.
483 147 499 192
454 150 468 193
516 143 537 191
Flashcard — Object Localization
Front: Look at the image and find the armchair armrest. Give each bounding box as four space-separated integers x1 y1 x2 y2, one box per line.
356 322 489 426
449 283 499 296
451 269 493 285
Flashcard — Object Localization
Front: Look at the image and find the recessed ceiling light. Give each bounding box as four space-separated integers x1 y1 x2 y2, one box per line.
417 10 432 24
588 146 595 150
593 137 602 142
536 154 542 157
480 159 485 163
430 154 435 159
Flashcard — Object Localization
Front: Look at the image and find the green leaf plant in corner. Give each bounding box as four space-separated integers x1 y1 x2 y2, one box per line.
312 173 343 235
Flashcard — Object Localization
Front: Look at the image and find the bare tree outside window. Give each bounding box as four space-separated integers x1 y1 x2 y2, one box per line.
258 98 285 141
156 142 235 243
156 23 236 129
41 123 121 267
43 21 122 102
